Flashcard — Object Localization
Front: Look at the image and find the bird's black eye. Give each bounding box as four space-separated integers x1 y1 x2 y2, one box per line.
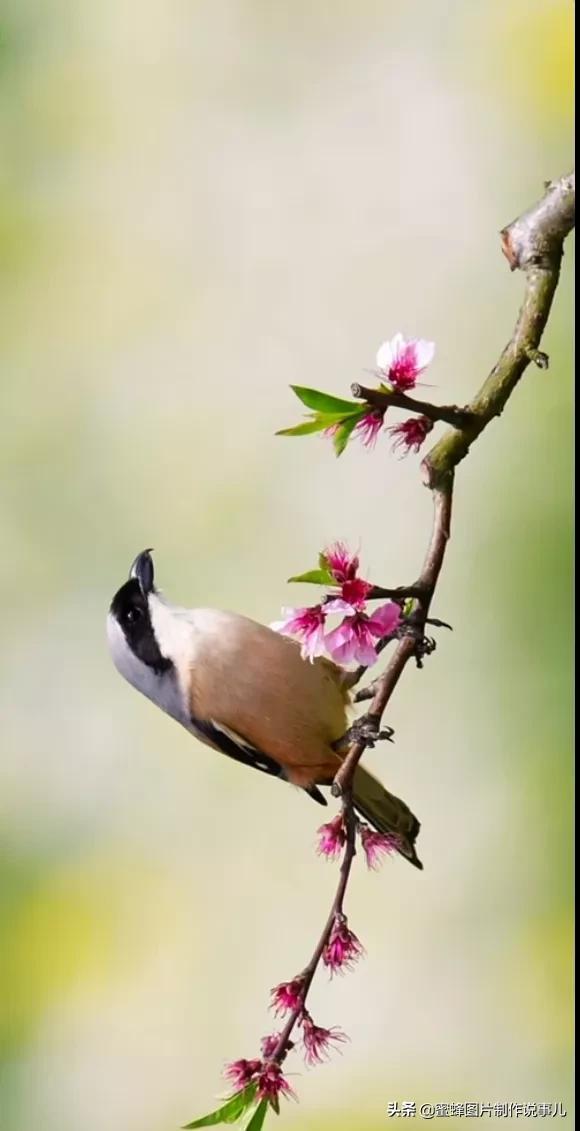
125 605 143 625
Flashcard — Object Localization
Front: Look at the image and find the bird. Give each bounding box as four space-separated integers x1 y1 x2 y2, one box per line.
107 549 422 868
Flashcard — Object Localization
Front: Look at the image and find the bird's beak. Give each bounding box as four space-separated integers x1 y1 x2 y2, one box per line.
130 548 155 594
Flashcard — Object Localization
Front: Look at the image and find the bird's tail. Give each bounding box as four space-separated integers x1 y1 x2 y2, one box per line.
353 765 423 869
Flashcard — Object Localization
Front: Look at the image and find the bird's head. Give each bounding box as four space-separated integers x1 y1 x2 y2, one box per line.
107 548 174 673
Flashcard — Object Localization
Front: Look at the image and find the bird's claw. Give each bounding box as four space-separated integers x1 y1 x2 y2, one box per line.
334 714 395 751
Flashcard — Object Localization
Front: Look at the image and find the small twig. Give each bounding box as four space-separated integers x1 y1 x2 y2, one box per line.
351 383 473 428
269 794 357 1066
365 583 425 601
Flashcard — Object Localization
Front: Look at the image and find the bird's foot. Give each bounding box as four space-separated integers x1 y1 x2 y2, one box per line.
333 713 395 752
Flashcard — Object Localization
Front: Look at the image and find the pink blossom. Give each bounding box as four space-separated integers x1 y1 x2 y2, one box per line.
339 577 372 609
270 977 305 1016
389 414 434 455
323 916 364 974
359 824 400 869
353 410 385 448
256 1062 296 1108
324 542 360 582
316 814 346 859
223 1057 262 1090
271 604 327 662
324 602 401 666
376 333 435 391
260 1032 294 1059
300 1012 349 1065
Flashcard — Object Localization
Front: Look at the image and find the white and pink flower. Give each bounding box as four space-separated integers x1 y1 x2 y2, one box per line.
376 332 435 391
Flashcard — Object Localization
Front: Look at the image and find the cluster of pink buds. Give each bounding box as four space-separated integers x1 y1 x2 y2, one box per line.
323 914 364 974
268 979 349 1068
316 813 401 870
272 541 402 663
223 1057 296 1111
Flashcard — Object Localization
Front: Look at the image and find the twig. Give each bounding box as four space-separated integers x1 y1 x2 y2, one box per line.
351 383 472 428
270 794 357 1065
365 584 425 600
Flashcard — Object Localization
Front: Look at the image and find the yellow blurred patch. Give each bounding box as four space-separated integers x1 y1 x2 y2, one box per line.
501 912 573 1050
486 0 573 123
0 853 180 1049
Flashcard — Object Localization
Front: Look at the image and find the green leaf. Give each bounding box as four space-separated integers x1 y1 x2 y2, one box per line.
184 1086 257 1128
332 411 365 456
290 386 361 414
287 568 333 585
242 1102 269 1131
275 418 329 437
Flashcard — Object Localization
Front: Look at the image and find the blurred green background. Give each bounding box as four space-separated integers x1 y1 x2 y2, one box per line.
0 2 573 1129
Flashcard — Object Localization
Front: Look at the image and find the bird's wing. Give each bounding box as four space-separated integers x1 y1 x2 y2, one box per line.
191 717 327 806
186 610 349 780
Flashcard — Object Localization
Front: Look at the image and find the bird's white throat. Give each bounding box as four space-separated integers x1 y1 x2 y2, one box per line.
106 613 187 725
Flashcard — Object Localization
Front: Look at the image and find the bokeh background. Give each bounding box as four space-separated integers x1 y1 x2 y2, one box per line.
0 2 573 1129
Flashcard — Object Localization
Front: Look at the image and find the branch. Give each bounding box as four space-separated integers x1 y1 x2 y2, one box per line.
425 172 575 484
334 172 573 792
194 174 573 1123
267 172 574 1072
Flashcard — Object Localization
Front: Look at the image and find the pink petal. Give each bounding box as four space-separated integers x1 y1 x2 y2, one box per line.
300 624 327 662
350 636 378 666
324 542 359 582
324 621 359 665
324 597 358 615
366 602 401 638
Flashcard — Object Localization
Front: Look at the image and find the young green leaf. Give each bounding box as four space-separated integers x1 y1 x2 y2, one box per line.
332 412 365 456
242 1102 269 1131
290 386 362 414
184 1086 257 1128
275 418 329 437
287 568 334 585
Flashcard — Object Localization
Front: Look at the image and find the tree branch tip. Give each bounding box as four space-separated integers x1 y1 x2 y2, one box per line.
500 228 518 271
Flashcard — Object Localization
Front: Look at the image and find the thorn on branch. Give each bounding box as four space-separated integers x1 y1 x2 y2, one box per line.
353 680 381 703
525 347 550 369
